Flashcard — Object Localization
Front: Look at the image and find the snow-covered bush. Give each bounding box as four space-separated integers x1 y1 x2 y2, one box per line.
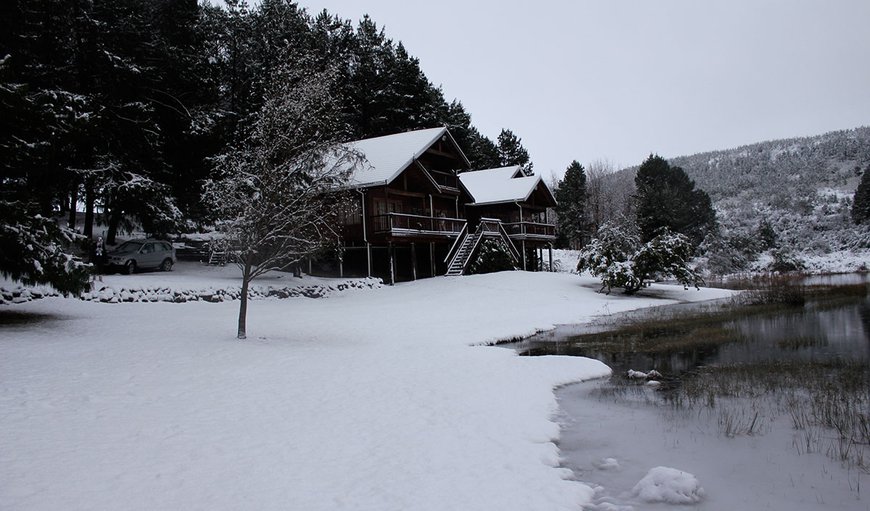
578 224 702 294
468 239 517 274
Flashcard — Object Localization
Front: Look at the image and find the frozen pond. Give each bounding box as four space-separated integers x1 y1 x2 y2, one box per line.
514 283 870 510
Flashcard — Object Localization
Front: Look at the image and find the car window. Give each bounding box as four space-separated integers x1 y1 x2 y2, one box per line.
159 242 171 252
142 243 155 254
115 241 143 254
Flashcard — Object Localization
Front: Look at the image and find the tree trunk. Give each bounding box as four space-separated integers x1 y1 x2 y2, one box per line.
84 182 95 238
106 203 121 245
68 184 79 230
237 263 251 339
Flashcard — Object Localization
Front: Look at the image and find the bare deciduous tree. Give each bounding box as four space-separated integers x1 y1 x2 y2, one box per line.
203 62 362 339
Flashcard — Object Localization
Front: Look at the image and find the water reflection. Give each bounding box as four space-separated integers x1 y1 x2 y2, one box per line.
515 293 869 377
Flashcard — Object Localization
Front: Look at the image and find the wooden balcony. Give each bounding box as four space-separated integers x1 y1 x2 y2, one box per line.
424 169 461 194
372 213 465 240
501 221 556 242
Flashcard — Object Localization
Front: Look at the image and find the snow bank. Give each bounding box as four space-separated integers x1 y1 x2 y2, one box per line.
630 466 706 504
0 271 732 511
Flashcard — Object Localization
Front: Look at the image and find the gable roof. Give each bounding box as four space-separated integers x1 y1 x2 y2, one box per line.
342 127 470 188
459 166 557 206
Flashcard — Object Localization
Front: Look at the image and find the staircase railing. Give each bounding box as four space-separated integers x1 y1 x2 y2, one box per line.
496 223 522 262
458 227 486 274
444 222 469 267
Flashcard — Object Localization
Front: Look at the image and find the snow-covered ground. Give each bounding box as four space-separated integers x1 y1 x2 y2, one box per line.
0 270 731 511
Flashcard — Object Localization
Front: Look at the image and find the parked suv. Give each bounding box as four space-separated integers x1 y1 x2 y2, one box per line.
106 239 176 274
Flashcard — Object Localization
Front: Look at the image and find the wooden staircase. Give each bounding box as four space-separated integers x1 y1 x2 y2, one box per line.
445 230 482 276
207 247 227 266
444 218 521 276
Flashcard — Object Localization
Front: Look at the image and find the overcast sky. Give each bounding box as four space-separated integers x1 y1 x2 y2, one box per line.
292 0 870 178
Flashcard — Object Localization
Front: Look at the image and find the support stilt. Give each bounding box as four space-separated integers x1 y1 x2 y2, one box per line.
388 242 395 285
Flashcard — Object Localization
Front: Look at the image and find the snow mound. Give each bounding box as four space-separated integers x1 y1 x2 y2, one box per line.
631 466 705 504
593 457 621 471
627 369 662 380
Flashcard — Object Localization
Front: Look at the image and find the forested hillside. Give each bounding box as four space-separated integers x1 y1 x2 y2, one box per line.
592 127 870 273
671 127 870 203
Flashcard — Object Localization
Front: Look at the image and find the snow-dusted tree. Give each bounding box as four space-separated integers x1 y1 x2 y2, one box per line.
852 165 870 224
578 223 702 295
0 202 91 295
555 160 588 249
203 62 362 339
497 129 534 176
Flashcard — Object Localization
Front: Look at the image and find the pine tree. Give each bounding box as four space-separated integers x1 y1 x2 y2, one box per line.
497 129 534 175
852 165 870 224
440 100 499 170
0 201 91 295
555 160 588 249
635 154 716 249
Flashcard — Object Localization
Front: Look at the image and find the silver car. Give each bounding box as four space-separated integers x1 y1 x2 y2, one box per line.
107 239 176 274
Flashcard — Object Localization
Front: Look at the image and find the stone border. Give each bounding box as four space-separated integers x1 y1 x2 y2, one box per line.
1 278 383 305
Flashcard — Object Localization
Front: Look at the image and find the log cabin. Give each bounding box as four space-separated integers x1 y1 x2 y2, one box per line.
313 127 557 283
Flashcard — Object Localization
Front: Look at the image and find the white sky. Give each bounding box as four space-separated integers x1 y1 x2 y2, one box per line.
293 0 870 178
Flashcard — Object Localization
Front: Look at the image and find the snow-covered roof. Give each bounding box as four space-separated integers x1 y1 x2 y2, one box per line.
459 166 557 206
342 127 468 188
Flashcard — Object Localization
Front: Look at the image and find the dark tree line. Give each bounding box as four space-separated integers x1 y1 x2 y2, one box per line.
1 0 533 291
1 0 519 237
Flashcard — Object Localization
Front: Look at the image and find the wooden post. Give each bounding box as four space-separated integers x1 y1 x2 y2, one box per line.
388 242 395 285
521 240 527 271
548 243 554 272
360 190 372 278
411 243 417 281
430 242 436 277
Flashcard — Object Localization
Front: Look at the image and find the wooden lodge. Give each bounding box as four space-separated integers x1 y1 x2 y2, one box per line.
313 127 557 283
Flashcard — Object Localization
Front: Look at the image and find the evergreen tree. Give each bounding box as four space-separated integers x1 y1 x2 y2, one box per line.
852 165 870 224
555 160 588 249
497 129 534 175
441 100 499 170
634 154 716 249
0 201 91 295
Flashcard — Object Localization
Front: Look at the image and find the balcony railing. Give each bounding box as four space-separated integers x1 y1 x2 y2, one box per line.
372 213 465 236
501 221 556 239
